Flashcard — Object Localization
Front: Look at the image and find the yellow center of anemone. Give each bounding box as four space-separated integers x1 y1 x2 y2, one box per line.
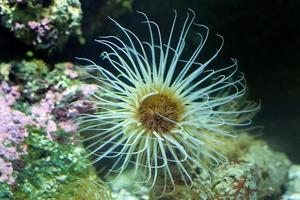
137 93 184 134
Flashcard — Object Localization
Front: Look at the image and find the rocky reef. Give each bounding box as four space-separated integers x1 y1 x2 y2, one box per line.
283 165 300 200
0 60 112 199
0 0 82 50
115 134 292 200
0 1 134 198
0 1 298 200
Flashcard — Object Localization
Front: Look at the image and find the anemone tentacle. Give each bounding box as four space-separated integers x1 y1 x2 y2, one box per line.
77 10 258 191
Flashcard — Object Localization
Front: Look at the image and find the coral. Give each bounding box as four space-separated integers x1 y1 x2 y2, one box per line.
0 59 105 199
0 82 31 186
1 60 81 103
0 158 14 185
6 59 49 103
0 0 82 49
0 60 91 140
13 127 89 200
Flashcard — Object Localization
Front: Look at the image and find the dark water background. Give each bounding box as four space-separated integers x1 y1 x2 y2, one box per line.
1 0 299 162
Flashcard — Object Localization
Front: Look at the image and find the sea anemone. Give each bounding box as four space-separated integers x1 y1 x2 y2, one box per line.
77 9 257 191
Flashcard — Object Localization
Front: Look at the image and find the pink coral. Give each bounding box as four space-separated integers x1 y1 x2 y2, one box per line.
0 83 32 184
59 120 78 132
81 84 98 96
64 63 78 79
41 18 50 26
27 18 53 46
14 22 25 30
0 82 20 106
47 120 57 132
28 18 51 35
28 21 39 29
0 77 99 185
30 85 97 135
31 90 63 135
65 69 78 79
0 158 14 185
0 72 99 185
0 105 31 161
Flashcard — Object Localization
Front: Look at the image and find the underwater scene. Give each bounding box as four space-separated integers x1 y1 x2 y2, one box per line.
0 0 299 199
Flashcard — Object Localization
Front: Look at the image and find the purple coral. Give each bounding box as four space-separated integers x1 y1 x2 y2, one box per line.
26 18 55 46
0 82 32 184
28 21 39 30
27 18 51 37
81 84 98 96
0 78 97 185
59 120 78 133
31 90 63 139
0 158 14 185
13 22 25 30
64 63 79 79
30 86 94 135
0 83 31 159
1 82 20 106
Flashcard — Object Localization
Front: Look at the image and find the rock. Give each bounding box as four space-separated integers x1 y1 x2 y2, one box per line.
241 143 291 198
0 0 82 49
283 165 300 200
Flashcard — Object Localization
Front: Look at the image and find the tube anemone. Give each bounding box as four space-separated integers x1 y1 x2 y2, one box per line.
77 9 258 191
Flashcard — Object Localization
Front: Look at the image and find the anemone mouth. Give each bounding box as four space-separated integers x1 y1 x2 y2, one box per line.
136 91 185 134
76 9 258 192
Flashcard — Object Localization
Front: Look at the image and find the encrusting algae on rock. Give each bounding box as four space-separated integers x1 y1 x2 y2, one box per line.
148 134 291 200
0 59 112 199
0 0 82 49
